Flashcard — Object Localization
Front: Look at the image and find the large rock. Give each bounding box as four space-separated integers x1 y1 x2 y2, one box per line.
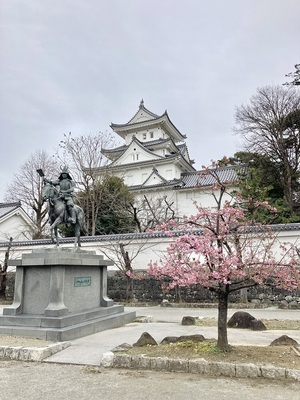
270 335 299 346
161 334 205 345
112 343 133 352
249 319 267 331
181 316 196 325
133 332 158 347
227 311 266 331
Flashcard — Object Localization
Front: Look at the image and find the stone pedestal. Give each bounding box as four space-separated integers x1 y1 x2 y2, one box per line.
0 249 136 341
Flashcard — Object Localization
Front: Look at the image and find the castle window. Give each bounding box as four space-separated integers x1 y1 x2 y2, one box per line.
143 132 147 140
150 131 154 138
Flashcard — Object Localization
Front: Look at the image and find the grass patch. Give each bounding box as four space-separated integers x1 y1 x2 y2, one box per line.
175 340 222 354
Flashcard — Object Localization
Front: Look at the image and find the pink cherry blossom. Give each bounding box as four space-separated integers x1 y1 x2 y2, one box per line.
147 161 300 350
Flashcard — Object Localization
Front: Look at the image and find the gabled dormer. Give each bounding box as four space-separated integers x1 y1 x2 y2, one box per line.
141 167 169 187
127 99 159 124
110 136 163 167
110 100 187 146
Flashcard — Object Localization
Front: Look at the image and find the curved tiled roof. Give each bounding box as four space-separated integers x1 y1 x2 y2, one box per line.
141 167 169 186
108 137 166 168
111 103 186 141
178 165 248 189
114 153 195 172
102 138 173 155
1 223 299 248
126 100 159 124
0 201 22 218
102 137 188 166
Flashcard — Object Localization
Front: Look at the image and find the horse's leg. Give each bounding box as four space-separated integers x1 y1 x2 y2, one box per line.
50 226 55 243
49 217 56 244
54 226 59 246
73 222 81 247
51 216 62 245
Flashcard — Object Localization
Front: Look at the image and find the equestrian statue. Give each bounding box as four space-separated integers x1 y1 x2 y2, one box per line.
38 166 86 247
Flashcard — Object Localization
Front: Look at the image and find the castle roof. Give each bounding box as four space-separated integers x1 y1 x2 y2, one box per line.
128 164 247 192
110 100 186 142
178 164 248 189
102 136 192 164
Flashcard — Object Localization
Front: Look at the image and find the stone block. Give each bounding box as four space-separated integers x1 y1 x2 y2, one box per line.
209 361 236 377
235 363 261 378
131 355 152 370
48 341 71 355
101 351 114 367
4 346 22 360
188 358 210 374
150 357 169 371
260 365 286 379
18 348 32 361
113 353 132 368
285 369 300 381
168 358 189 372
19 347 43 362
0 346 9 358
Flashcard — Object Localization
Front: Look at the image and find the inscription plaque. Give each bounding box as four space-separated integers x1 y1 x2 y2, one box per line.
74 277 91 287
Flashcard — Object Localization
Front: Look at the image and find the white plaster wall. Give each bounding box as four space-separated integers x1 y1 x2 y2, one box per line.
2 227 299 273
125 128 161 145
130 186 233 221
0 214 31 242
176 188 237 217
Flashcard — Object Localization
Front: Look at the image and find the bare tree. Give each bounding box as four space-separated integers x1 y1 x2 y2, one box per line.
56 132 116 235
234 85 300 210
101 238 154 301
130 194 176 232
4 150 59 238
284 64 300 86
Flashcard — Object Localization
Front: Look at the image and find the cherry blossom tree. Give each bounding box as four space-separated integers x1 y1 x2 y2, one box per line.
148 163 300 350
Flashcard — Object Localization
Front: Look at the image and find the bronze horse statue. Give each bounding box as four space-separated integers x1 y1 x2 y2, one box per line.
43 183 86 247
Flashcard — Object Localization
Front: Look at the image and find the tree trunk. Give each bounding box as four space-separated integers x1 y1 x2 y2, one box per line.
126 275 134 302
119 243 134 302
0 237 13 299
217 289 230 351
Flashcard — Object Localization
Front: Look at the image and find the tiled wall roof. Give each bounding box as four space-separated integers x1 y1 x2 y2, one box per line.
0 201 21 218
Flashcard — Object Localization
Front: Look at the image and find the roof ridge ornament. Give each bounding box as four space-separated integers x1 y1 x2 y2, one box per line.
139 99 144 108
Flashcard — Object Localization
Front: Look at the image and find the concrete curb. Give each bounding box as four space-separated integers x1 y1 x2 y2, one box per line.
0 342 71 362
102 352 300 382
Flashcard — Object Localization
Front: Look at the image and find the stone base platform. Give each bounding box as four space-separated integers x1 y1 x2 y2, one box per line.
0 305 136 341
0 248 136 341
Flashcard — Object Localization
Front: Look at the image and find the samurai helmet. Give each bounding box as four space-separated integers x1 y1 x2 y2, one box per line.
58 166 72 180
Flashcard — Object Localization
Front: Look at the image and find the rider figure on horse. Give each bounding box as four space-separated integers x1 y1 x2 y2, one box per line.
44 166 76 224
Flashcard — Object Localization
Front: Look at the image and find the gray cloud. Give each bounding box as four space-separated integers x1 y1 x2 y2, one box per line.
1 0 299 199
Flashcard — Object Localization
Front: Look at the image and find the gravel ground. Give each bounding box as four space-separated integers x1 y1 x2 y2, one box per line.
0 335 54 347
1 361 300 400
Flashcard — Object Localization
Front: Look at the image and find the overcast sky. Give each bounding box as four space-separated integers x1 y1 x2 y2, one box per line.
0 0 299 202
